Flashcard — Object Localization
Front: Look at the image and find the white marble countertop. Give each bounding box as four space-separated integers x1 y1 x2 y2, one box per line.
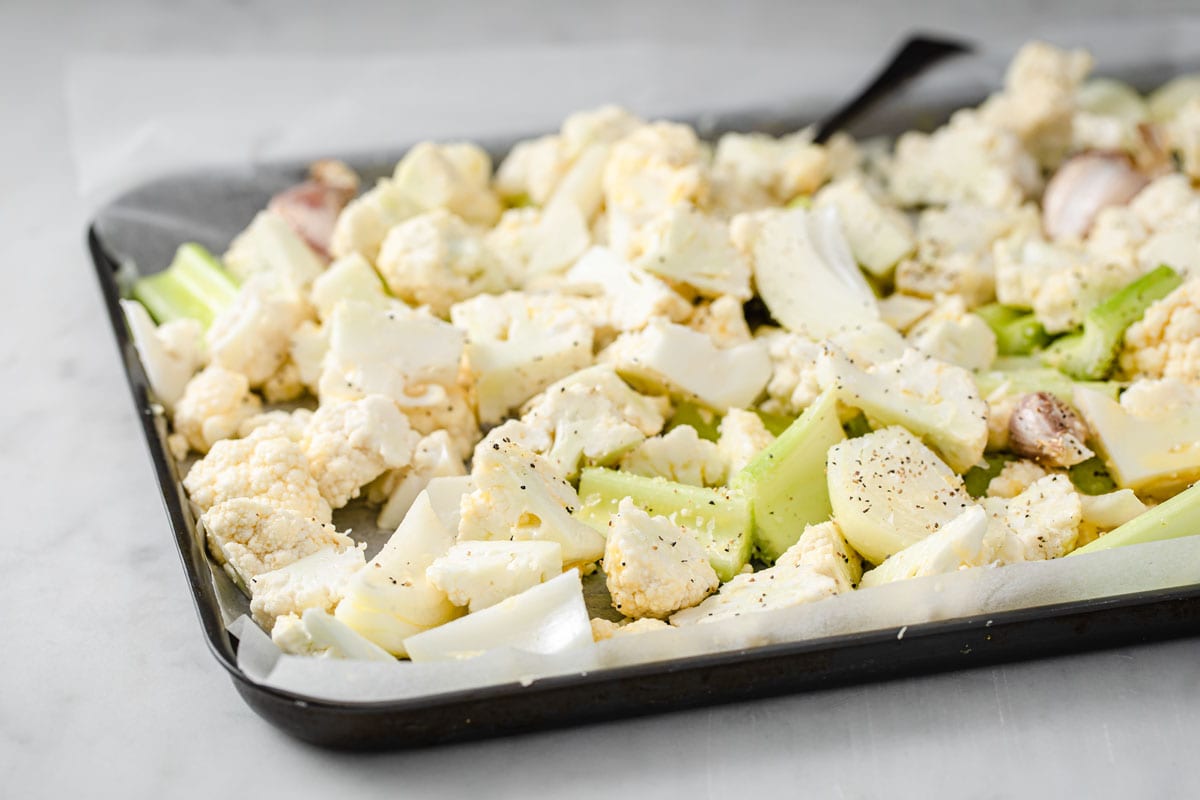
4 1 1200 797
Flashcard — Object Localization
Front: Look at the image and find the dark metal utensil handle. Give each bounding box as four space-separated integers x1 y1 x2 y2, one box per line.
814 33 975 142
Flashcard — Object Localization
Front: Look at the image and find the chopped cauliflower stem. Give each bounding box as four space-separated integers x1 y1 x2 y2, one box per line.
127 45 1200 665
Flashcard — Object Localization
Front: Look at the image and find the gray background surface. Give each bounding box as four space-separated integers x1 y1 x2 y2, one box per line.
3 1 1199 797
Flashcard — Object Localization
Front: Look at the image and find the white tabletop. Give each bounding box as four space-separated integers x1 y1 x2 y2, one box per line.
4 1 1200 797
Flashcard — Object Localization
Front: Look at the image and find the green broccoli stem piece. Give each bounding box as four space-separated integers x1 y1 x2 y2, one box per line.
1068 456 1119 496
575 468 752 581
132 243 239 328
733 388 846 563
974 368 1120 404
1041 265 1183 380
1069 479 1200 555
976 304 1051 355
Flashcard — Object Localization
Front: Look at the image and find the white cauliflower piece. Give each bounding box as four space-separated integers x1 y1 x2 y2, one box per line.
788 520 863 592
201 497 352 585
718 408 775 479
206 274 310 386
493 135 569 205
451 291 595 424
759 330 823 415
120 301 204 412
397 384 481 461
688 296 752 348
309 253 390 322
981 474 1082 560
222 210 326 288
300 396 420 509
814 176 915 277
889 111 1042 209
1122 278 1200 384
628 206 752 299
877 294 935 332
670 530 850 626
709 130 828 213
603 122 710 227
994 237 1141 333
183 433 332 523
289 320 328 394
270 609 395 661
172 365 262 454
329 177 420 263
523 364 669 434
602 319 771 411
978 41 1093 166
248 545 366 630
564 246 691 332
458 439 606 567
391 141 501 227
895 202 1040 305
261 359 305 404
590 617 672 641
1085 206 1149 269
427 540 563 613
318 300 465 406
484 202 591 283
986 459 1049 499
1168 97 1200 180
375 209 510 316
619 426 727 487
377 430 468 532
817 344 989 473
906 295 998 371
1129 174 1200 231
604 498 719 619
237 408 312 441
561 105 644 159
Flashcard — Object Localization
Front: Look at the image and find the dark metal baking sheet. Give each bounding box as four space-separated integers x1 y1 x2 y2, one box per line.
89 42 1200 750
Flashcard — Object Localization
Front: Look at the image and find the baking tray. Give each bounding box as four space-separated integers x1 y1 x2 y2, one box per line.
90 41 1200 750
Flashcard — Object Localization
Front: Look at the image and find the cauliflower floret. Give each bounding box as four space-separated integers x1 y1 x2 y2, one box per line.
376 430 468 531
906 295 998 371
329 178 420 263
300 396 420 509
1129 174 1200 232
426 540 563 612
519 378 656 480
561 105 644 159
1120 376 1200 417
1168 97 1200 180
318 300 465 406
889 111 1042 210
375 209 511 317
398 384 481 460
995 236 1142 333
172 365 262 454
248 545 366 630
986 459 1049 499
717 408 775 479
391 141 501 227
601 319 771 411
787 520 863 592
237 408 313 441
877 293 936 332
1085 206 1149 268
627 206 752 299
1122 278 1200 384
270 609 395 660
814 176 915 277
451 291 596 424
859 505 1006 588
261 358 305 403
619 425 727 487
603 122 710 228
817 344 988 473
688 296 752 348
590 617 672 641
603 498 719 619
206 274 310 387
201 497 352 584
289 320 328 394
670 530 850 626
564 246 691 332
493 135 569 205
183 433 332 523
709 130 828 214
982 474 1081 560
484 202 591 283
895 203 1040 305
978 41 1093 166
759 330 823 415
120 300 204 412
222 210 326 288
458 439 606 567
309 253 390 322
